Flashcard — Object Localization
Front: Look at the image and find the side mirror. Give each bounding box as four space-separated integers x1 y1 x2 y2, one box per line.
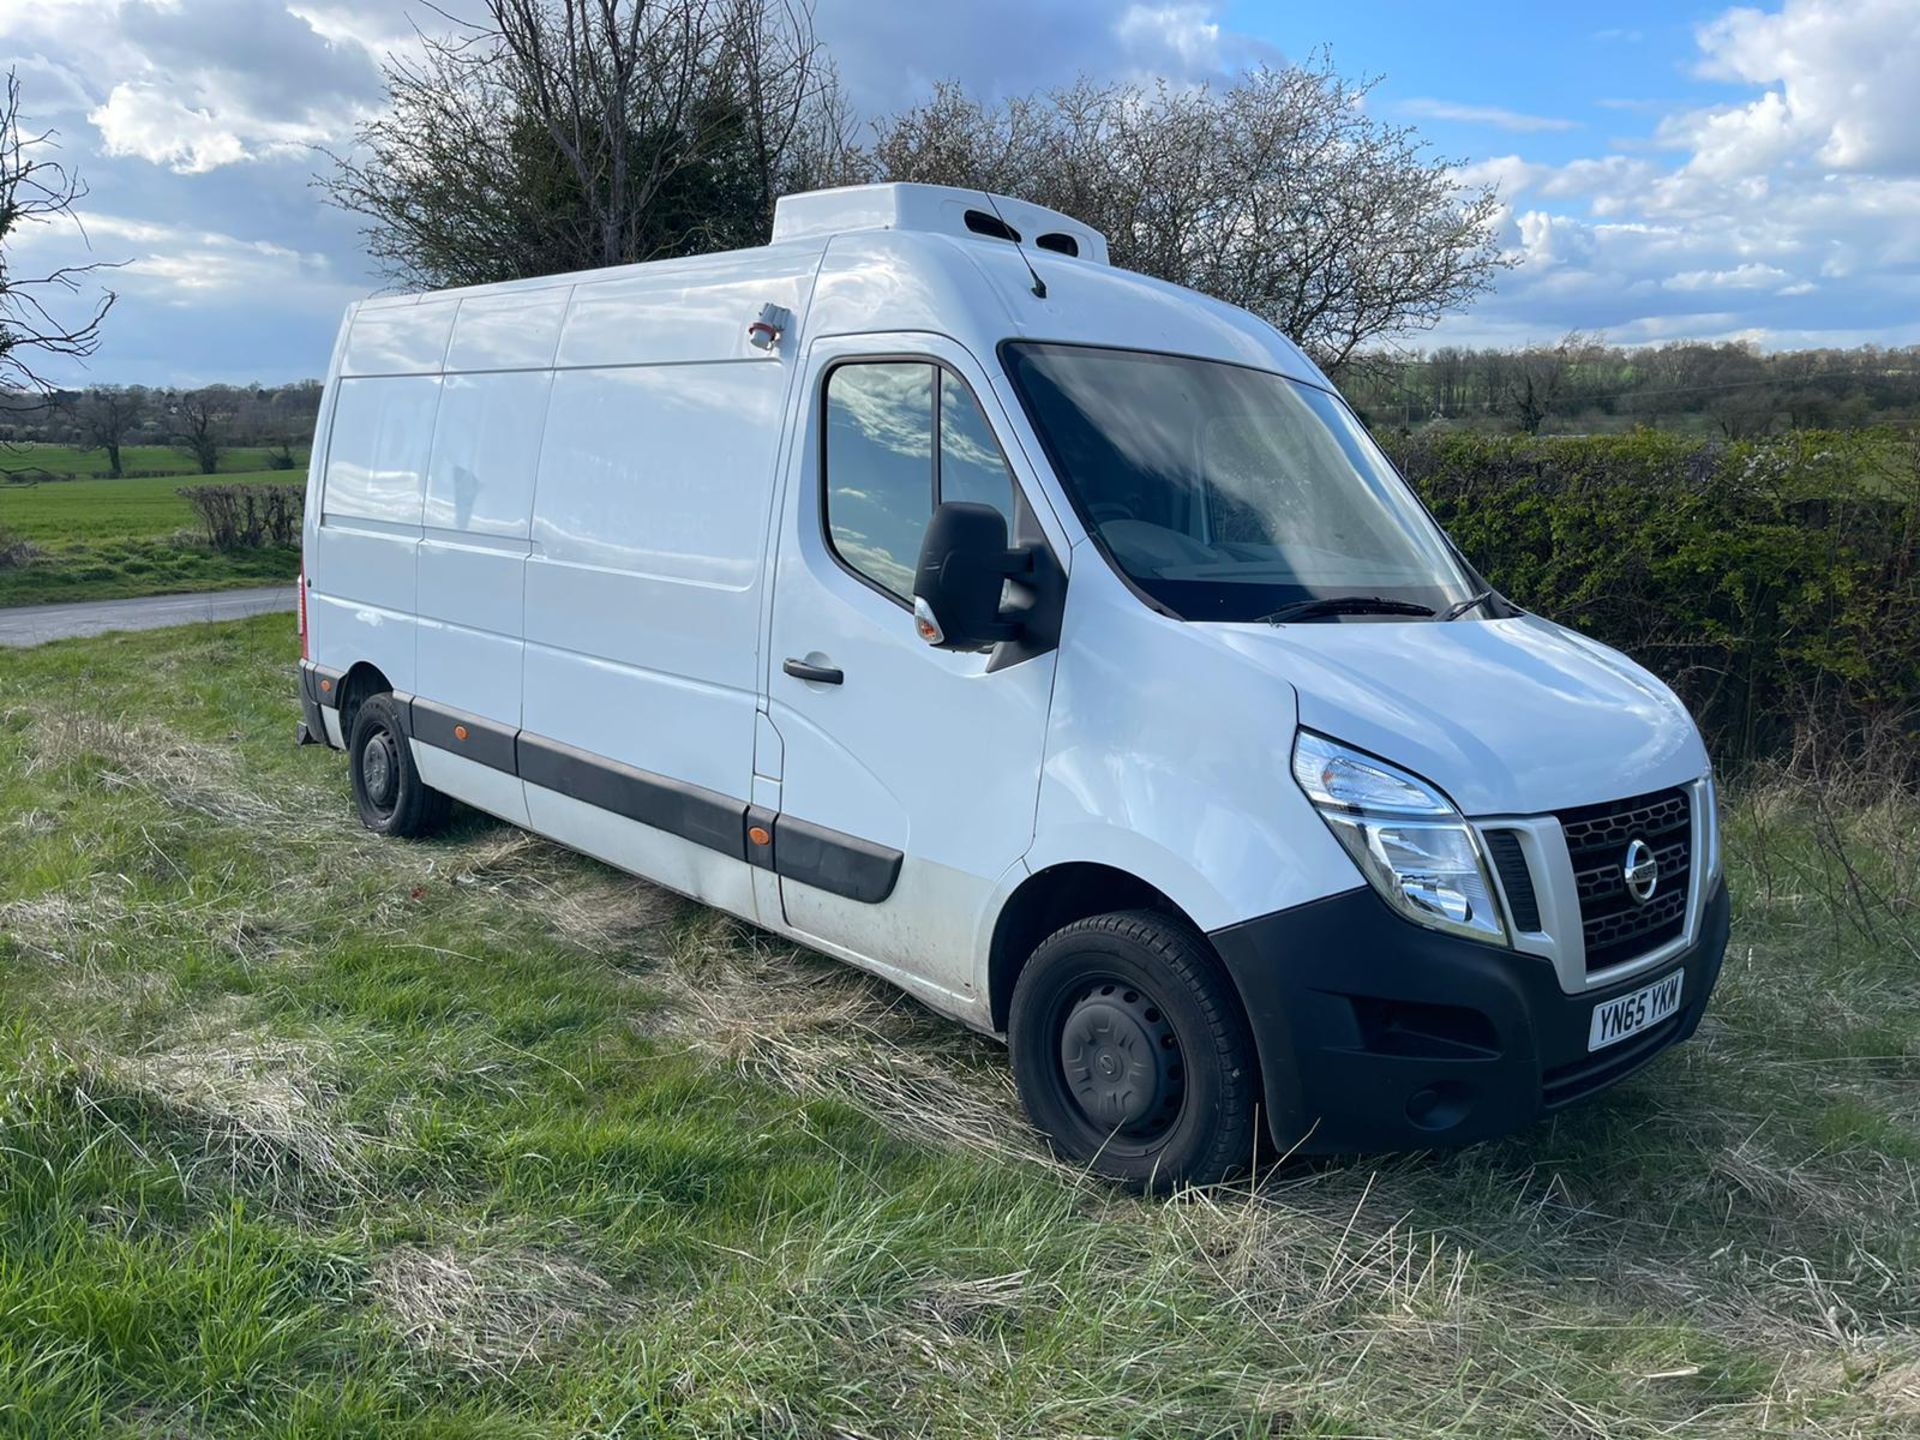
912 501 1028 650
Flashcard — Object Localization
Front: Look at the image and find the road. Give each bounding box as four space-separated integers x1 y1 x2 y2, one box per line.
0 585 297 648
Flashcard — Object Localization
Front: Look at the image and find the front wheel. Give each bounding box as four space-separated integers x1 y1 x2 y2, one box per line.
1008 910 1260 1191
348 693 450 838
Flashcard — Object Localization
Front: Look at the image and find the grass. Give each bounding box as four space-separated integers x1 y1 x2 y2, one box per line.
0 442 308 480
0 615 1917 1437
0 470 300 607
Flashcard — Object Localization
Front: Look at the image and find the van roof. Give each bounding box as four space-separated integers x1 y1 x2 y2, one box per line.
338 184 1327 391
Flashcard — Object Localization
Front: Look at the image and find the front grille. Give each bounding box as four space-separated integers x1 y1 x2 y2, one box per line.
1483 829 1541 932
1559 787 1692 973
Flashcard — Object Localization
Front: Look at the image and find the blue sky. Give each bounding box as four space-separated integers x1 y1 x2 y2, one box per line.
5 0 1918 385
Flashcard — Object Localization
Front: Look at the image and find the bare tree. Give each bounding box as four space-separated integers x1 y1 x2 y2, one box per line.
1502 334 1593 435
322 0 858 288
173 391 228 476
1 71 115 403
72 384 146 477
870 60 1508 375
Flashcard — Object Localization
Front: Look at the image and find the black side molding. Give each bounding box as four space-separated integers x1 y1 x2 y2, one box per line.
516 732 748 863
353 686 904 905
773 814 902 904
410 698 517 776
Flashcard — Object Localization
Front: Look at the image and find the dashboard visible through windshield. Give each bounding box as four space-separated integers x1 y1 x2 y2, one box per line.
1000 342 1480 623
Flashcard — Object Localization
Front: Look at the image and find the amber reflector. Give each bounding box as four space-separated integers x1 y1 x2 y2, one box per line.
748 825 772 846
453 724 469 741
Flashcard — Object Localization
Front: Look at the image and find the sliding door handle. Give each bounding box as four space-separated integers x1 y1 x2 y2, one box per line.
783 658 844 686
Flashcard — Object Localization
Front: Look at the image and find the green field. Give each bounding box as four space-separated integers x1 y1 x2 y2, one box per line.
0 442 308 480
0 616 1916 1438
0 471 300 607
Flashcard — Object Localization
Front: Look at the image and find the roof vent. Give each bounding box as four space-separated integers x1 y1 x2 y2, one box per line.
770 183 1110 265
964 209 1021 243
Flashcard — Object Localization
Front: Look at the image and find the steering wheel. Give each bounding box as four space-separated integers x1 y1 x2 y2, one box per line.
1087 501 1137 524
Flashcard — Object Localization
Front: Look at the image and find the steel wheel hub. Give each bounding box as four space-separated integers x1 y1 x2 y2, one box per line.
362 730 397 809
1059 981 1184 1138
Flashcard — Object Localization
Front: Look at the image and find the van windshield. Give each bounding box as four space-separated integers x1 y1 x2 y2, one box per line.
1001 343 1479 623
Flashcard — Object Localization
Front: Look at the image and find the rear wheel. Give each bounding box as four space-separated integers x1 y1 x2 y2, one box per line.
1009 910 1259 1191
348 693 450 838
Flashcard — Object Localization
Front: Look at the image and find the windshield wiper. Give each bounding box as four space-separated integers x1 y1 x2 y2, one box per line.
1259 595 1437 625
1436 589 1494 622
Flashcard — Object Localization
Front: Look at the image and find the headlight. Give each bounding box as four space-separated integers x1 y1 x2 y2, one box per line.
1701 773 1723 886
1292 731 1509 945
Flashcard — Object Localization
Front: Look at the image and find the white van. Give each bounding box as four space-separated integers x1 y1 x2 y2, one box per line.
298 182 1728 1188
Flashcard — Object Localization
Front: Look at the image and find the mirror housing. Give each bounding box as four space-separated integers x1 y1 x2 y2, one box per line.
912 501 1028 651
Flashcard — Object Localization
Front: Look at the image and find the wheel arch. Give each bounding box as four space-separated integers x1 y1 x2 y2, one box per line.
338 661 394 738
988 861 1212 1033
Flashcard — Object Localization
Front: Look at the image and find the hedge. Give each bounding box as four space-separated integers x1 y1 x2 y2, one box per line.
177 483 304 551
1386 428 1920 778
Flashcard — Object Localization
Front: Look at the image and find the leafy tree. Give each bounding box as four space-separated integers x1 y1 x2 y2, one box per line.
868 62 1509 375
322 0 857 287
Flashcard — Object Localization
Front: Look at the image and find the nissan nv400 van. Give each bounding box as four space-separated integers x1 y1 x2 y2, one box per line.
297 183 1729 1188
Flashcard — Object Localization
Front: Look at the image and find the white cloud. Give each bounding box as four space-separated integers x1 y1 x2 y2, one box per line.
1432 0 1920 350
1402 99 1581 133
1115 5 1223 71
11 207 350 304
1669 0 1920 176
90 83 321 173
1111 4 1276 77
3 0 385 175
1664 263 1792 291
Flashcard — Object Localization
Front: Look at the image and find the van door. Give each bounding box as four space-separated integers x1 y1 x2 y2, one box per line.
764 335 1065 1003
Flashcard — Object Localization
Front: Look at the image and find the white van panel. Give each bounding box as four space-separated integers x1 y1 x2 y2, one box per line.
555 248 818 368
305 585 417 693
521 358 785 806
413 741 530 827
417 540 525 643
520 638 750 806
311 374 439 691
523 784 758 916
446 289 570 372
323 377 438 527
342 298 458 376
530 364 775 585
414 582 523 727
425 372 549 539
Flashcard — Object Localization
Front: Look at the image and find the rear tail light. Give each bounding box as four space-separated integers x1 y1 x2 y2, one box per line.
298 561 309 660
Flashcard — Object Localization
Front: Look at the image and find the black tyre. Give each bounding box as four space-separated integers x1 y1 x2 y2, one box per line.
348 693 450 838
1009 909 1259 1192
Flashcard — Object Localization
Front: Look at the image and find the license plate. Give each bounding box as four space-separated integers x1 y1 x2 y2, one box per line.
1588 970 1684 1051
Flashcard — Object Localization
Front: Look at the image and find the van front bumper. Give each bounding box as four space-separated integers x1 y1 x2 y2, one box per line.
1208 878 1729 1154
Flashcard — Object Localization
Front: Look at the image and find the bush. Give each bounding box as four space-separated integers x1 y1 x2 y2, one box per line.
176 483 304 551
0 523 42 572
1387 428 1920 779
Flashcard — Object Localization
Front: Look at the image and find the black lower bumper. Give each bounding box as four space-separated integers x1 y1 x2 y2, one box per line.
1209 879 1730 1154
297 659 339 749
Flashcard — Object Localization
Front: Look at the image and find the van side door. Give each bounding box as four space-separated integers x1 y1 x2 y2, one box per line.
763 335 1067 1006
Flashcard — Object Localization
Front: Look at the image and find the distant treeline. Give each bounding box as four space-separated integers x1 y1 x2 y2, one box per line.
1346 340 1920 438
0 382 323 477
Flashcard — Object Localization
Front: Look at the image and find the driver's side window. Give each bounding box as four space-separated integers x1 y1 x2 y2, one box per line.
824 361 1015 602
